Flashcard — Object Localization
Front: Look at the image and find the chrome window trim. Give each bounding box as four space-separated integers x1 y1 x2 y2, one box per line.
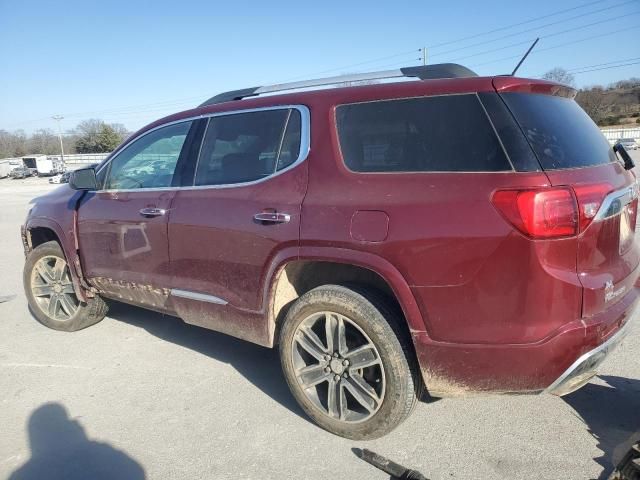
171 289 228 305
96 105 310 193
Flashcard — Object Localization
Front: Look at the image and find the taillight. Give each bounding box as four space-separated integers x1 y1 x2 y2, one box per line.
628 198 638 232
572 183 612 232
492 183 613 239
492 187 578 239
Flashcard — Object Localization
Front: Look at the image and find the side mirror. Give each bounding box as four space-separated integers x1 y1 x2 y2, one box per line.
613 142 635 171
69 167 98 191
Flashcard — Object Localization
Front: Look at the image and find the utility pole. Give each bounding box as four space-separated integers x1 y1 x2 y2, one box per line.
51 115 65 162
422 46 427 65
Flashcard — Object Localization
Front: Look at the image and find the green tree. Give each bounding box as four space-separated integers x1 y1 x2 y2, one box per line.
96 124 122 152
75 119 125 153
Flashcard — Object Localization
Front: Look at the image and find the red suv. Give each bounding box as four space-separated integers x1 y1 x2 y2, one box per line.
21 63 639 439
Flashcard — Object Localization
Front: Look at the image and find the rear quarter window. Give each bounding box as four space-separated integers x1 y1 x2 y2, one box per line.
500 93 616 170
336 94 512 172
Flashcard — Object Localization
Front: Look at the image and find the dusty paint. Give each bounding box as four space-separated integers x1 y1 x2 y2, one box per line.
421 367 474 397
90 277 170 310
20 226 32 256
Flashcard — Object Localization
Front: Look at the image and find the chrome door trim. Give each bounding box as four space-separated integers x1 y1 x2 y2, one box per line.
171 289 228 305
95 105 311 194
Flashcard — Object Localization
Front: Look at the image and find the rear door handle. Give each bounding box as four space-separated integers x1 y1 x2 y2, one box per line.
254 212 291 223
139 207 166 217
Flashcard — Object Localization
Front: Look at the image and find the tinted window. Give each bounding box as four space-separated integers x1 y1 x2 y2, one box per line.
194 109 301 186
500 93 616 170
276 110 302 171
336 94 511 172
105 122 191 189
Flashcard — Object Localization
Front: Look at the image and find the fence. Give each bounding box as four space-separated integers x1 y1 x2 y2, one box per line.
56 153 110 165
601 127 640 143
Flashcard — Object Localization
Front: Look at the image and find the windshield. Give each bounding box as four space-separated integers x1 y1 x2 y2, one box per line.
500 92 617 170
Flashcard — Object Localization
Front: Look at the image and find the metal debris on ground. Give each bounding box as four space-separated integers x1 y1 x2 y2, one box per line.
353 448 429 480
609 441 640 480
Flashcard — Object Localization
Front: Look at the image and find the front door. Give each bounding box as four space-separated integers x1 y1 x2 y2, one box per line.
168 107 309 345
77 120 195 310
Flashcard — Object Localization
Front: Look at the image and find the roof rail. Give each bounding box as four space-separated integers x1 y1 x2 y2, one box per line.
199 63 477 107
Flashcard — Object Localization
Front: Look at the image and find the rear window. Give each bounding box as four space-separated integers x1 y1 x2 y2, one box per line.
500 93 616 170
336 94 512 172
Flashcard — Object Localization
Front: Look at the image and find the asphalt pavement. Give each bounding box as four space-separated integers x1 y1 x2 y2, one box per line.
1 157 639 479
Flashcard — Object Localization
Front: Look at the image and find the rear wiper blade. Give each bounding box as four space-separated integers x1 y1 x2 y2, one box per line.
613 142 635 170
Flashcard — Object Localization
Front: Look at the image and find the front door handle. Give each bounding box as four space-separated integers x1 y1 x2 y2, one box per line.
254 212 291 224
139 207 166 217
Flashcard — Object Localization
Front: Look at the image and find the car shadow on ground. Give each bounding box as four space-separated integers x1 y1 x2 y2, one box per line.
106 301 307 420
9 402 145 480
562 375 640 479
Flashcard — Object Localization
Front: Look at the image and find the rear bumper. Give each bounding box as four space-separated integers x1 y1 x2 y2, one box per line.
543 316 632 396
412 286 639 396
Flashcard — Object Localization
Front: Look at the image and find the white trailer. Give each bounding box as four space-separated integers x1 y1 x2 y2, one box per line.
0 161 11 178
22 155 63 176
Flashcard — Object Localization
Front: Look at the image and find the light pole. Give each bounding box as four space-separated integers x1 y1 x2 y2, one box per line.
51 115 65 162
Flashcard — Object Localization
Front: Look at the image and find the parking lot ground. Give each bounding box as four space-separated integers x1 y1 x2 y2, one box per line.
1 164 639 480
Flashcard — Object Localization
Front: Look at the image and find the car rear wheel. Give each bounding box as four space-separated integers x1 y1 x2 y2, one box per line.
279 284 419 439
23 241 108 331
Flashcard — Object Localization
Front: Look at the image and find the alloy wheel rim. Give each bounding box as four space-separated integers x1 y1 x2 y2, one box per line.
291 311 385 423
30 255 79 321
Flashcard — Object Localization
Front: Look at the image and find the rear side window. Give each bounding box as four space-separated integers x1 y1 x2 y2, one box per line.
500 93 616 170
194 108 301 186
336 94 511 172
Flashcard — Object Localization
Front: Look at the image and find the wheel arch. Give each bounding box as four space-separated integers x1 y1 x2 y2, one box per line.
23 218 89 302
264 247 429 347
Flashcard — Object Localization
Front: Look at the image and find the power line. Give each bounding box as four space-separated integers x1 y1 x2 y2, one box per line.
445 11 640 64
426 0 604 49
566 57 640 73
571 61 640 74
267 0 634 89
468 24 639 68
430 0 637 57
267 50 420 84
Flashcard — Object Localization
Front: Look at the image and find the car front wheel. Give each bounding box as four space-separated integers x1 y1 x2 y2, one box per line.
279 284 419 439
23 241 108 331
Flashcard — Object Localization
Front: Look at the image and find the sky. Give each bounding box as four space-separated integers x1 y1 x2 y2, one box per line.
1 0 639 134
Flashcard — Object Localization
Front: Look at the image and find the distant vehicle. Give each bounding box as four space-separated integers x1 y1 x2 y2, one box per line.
22 155 64 176
0 162 12 179
10 166 32 179
49 172 72 184
618 138 638 150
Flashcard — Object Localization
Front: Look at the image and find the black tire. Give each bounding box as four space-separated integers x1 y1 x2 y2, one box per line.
23 241 108 332
279 284 419 439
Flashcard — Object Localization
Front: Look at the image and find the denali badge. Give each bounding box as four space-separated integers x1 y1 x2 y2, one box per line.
605 280 626 303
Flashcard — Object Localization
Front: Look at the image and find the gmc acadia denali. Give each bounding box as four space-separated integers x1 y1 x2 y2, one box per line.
21 63 639 439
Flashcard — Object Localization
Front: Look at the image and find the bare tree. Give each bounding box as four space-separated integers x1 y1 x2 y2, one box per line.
28 129 59 155
576 86 607 123
542 67 576 87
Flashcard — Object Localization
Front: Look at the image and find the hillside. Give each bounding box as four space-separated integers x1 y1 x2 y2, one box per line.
575 78 640 127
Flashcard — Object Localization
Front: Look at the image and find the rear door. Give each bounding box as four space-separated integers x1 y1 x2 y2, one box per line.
167 106 309 345
497 86 640 318
77 120 196 309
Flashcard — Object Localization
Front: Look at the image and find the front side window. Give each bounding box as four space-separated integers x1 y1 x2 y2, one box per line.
104 121 192 190
194 109 301 186
336 94 511 172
